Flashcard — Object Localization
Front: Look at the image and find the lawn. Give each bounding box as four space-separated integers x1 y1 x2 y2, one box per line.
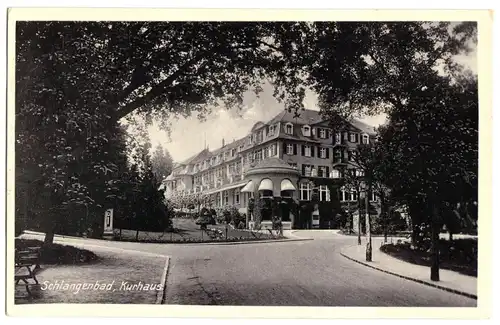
380 238 477 277
113 217 275 243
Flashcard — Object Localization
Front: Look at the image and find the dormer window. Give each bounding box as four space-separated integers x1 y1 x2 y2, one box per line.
231 148 236 157
285 123 293 135
319 128 326 139
303 125 311 137
268 124 275 136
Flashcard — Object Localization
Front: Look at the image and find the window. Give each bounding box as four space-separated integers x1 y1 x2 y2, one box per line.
238 145 244 152
350 133 357 143
355 169 365 177
319 185 330 201
223 191 229 205
351 190 358 201
370 192 377 202
231 149 236 157
320 147 327 158
255 150 262 162
211 157 216 165
304 145 311 157
269 144 277 157
300 183 312 201
257 130 264 143
260 190 273 198
285 123 293 135
263 147 269 159
319 128 326 139
289 163 298 169
235 190 240 204
303 125 311 137
335 133 341 144
330 169 340 179
286 144 294 155
302 164 312 177
318 166 328 178
268 125 275 136
363 134 369 144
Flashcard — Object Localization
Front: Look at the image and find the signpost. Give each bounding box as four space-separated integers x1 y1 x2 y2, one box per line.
103 208 114 239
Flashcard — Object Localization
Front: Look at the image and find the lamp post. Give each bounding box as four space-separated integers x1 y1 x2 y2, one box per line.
364 182 372 262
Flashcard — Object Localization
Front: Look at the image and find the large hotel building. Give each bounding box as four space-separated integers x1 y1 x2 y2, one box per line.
163 109 378 229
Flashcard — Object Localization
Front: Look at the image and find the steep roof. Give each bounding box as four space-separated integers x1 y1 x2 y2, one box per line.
252 157 293 170
211 137 246 156
189 148 213 164
268 109 377 135
267 109 324 125
350 119 377 135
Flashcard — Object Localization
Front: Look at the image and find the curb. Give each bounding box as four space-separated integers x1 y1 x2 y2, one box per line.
156 256 170 304
23 230 313 246
178 238 314 246
339 250 477 300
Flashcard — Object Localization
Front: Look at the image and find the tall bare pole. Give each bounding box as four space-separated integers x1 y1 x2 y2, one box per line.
365 184 372 262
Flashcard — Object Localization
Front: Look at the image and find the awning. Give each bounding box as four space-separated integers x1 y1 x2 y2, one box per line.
258 179 273 191
240 180 254 193
280 179 296 191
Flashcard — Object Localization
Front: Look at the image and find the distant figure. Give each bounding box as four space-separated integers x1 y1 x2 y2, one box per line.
277 216 283 237
272 215 283 237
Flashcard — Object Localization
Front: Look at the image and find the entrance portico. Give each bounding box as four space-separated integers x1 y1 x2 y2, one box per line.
240 158 301 230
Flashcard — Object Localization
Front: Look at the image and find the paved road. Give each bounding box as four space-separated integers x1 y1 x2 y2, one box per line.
162 231 475 306
22 231 476 307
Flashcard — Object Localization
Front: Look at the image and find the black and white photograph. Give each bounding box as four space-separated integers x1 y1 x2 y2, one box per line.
5 7 493 319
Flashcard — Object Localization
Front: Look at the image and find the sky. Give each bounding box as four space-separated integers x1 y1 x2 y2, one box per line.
147 43 477 164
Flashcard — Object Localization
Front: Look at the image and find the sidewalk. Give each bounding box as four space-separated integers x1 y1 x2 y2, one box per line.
15 245 168 304
340 237 477 299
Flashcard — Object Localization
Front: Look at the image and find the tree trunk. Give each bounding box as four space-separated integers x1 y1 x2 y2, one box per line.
44 229 55 245
357 214 362 244
357 191 362 245
135 229 139 241
347 201 351 234
382 193 388 243
449 231 453 241
430 204 440 281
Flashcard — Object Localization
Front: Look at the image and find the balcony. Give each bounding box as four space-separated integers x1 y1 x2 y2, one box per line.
332 157 348 166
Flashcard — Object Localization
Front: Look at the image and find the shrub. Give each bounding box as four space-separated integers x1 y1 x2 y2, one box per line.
223 208 231 224
229 206 244 226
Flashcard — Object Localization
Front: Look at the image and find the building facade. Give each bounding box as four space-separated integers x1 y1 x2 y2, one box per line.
163 109 379 229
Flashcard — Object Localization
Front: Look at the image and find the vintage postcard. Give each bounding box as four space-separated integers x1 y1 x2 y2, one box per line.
5 7 493 319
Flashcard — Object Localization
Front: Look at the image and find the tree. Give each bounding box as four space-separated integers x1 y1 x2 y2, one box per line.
151 144 173 181
307 22 477 281
15 22 314 243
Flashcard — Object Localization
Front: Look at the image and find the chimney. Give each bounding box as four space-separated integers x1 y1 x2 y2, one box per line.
222 138 225 147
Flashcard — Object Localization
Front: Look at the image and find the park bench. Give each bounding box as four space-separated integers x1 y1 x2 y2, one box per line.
15 246 41 296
